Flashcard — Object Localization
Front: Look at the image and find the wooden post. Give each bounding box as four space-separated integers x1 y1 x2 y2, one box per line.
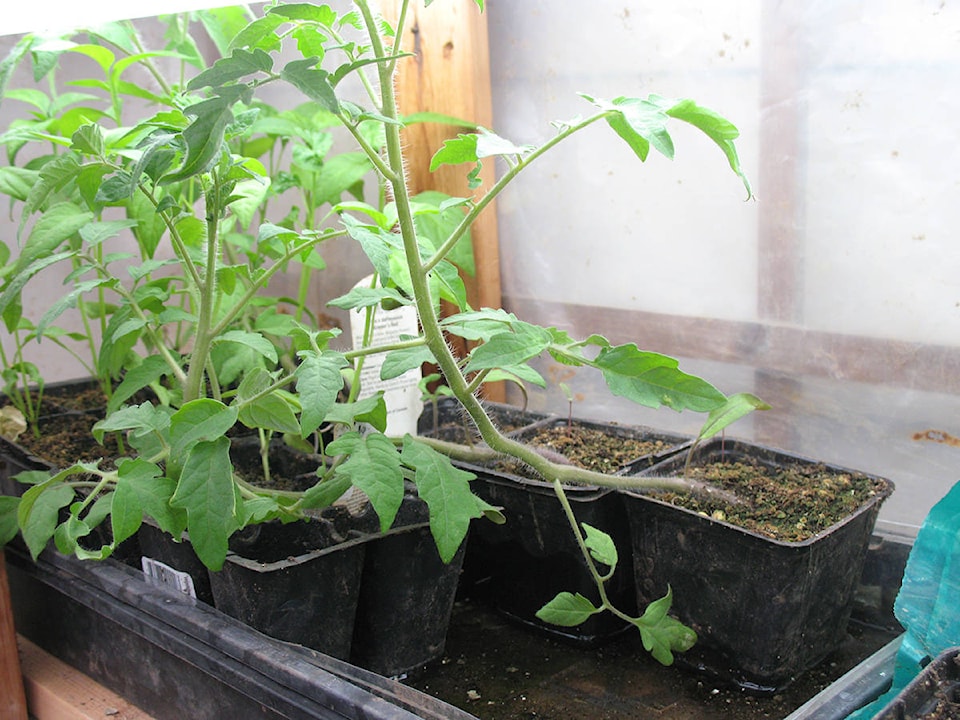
1 553 29 720
380 0 504 400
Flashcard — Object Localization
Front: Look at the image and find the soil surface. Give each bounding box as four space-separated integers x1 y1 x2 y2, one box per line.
495 424 671 477
656 455 888 542
408 597 900 720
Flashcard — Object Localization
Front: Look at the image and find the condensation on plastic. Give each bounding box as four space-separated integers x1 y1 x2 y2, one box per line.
846 478 960 719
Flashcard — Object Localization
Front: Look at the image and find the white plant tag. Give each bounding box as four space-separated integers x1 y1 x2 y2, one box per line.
349 275 423 437
141 557 197 598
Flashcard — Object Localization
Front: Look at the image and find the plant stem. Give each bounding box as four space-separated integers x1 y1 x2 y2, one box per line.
184 175 222 402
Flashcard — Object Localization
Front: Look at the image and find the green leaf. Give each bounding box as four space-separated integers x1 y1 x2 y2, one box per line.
697 392 770 441
381 345 435 381
582 523 618 571
36 278 111 337
328 431 403 531
662 97 752 197
107 355 176 414
213 329 278 364
594 344 726 413
161 96 235 184
429 133 479 170
94 401 171 451
280 58 339 113
170 436 238 571
328 285 411 311
325 394 388 432
301 473 352 510
465 324 553 373
229 14 286 52
198 5 256 57
0 166 38 201
632 587 698 666
0 496 21 545
112 458 181 543
0 36 33 113
341 215 398 281
314 152 373 205
268 3 339 24
235 369 301 434
295 350 347 438
536 592 600 627
401 437 482 563
17 202 92 273
70 123 105 156
187 48 273 91
19 481 77 560
79 219 139 247
169 399 239 459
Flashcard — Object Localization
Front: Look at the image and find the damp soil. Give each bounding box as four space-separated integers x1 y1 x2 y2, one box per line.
10 412 131 471
408 596 900 720
496 424 672 477
653 456 887 542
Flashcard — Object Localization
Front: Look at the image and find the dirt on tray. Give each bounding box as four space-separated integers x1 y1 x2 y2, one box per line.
408 597 900 720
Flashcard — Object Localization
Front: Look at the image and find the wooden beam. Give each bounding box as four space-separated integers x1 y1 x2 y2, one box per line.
18 636 155 720
1 553 28 720
506 296 960 394
381 0 504 400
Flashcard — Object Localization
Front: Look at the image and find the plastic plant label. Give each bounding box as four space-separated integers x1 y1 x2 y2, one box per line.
349 275 423 437
141 556 197 598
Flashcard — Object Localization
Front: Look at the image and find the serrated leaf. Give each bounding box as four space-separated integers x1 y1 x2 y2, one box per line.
594 344 727 413
401 436 482 562
327 431 403 531
235 371 301 434
662 96 751 197
19 481 77 560
110 458 173 543
169 399 239 459
161 96 234 184
295 350 347 437
582 523 618 570
17 202 92 273
536 592 600 627
70 123 105 156
381 345 435 381
214 329 278 363
429 133 479 170
107 355 176 413
633 586 698 666
465 324 553 373
325 394 388 432
280 58 339 112
328 285 411 311
170 436 237 570
187 48 273 91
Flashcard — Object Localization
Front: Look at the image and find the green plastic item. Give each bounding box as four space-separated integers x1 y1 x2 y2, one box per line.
847 478 960 719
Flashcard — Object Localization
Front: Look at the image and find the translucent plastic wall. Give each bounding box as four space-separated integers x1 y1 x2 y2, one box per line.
485 0 960 540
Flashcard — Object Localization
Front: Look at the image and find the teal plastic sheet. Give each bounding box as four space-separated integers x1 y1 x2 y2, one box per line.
847 479 960 719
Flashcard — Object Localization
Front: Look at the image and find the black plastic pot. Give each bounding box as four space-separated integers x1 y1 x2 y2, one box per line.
212 493 467 679
623 438 895 693
873 646 960 720
349 497 467 678
4 544 477 720
455 417 690 646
